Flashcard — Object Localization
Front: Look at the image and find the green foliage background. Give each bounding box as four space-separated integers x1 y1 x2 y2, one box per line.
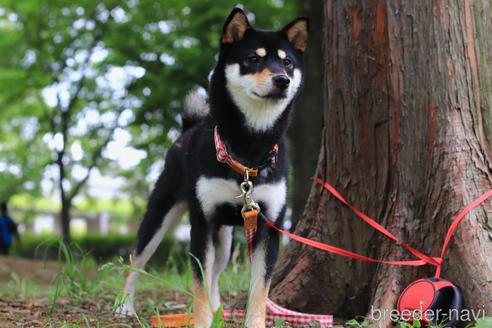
0 0 298 223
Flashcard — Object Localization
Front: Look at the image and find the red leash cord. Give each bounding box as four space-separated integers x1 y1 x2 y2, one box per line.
434 187 492 277
315 180 440 267
262 216 440 267
262 179 492 278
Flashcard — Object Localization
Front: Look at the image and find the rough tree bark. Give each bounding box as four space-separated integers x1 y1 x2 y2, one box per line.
272 0 492 323
288 0 324 228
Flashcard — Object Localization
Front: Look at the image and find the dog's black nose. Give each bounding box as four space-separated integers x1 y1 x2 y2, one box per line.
273 75 290 90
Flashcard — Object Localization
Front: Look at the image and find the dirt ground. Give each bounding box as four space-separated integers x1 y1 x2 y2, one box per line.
0 255 61 286
0 255 141 327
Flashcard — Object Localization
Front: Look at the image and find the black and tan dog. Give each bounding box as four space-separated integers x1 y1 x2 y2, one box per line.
118 8 308 328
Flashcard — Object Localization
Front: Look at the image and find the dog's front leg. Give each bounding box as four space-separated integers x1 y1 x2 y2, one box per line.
245 225 280 328
246 242 270 328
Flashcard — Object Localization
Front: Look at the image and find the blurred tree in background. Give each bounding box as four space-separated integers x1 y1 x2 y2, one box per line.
0 0 297 241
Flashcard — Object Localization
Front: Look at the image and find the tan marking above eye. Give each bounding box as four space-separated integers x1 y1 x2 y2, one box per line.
277 49 286 59
256 48 267 57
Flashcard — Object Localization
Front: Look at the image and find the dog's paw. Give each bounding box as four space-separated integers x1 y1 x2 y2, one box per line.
115 300 136 317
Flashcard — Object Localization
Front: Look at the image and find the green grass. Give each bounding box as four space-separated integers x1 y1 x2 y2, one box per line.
4 241 491 327
3 271 46 299
467 317 492 328
0 241 250 327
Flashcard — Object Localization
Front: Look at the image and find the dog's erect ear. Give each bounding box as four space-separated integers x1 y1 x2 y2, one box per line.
222 8 251 44
281 18 309 52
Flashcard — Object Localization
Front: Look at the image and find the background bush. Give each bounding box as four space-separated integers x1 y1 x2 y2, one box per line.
10 233 189 269
10 232 249 269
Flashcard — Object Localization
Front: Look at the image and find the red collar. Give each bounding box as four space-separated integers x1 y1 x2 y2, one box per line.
214 126 278 177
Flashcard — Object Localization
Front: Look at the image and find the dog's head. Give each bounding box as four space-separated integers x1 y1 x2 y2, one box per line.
215 8 309 132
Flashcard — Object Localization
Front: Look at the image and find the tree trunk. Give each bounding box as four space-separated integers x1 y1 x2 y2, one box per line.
58 153 71 244
272 0 492 323
61 198 71 244
288 0 324 228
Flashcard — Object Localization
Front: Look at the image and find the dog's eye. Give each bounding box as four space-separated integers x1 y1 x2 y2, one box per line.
247 54 260 63
282 58 293 67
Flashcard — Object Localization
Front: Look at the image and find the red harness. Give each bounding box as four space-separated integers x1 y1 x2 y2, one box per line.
214 126 278 177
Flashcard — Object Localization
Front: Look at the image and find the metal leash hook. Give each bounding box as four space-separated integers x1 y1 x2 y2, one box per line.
237 169 260 229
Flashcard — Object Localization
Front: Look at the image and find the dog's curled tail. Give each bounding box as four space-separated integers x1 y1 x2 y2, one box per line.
182 89 209 131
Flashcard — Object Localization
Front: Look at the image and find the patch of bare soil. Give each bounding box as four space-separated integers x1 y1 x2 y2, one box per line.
0 297 140 327
0 255 139 326
0 255 61 286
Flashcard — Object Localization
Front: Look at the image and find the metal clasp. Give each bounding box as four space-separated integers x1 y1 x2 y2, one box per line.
236 170 260 216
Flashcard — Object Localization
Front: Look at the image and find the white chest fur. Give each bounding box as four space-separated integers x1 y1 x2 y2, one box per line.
195 176 286 219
